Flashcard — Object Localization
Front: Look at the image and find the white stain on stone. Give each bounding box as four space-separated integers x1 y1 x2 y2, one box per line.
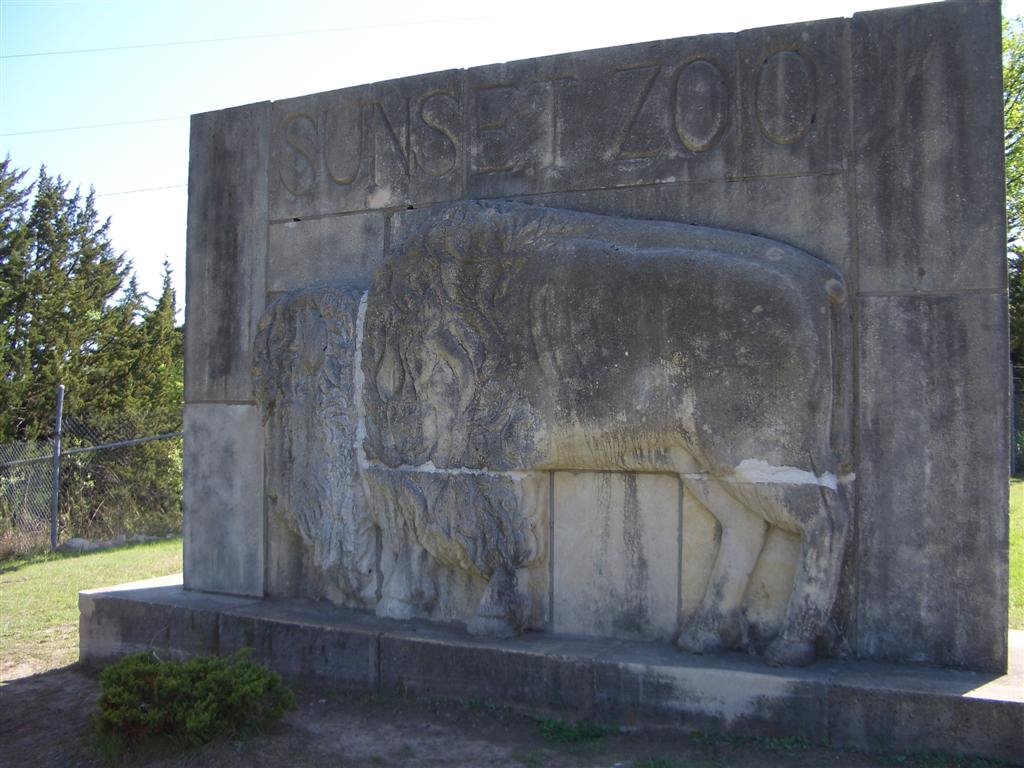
353 290 370 471
365 459 529 480
651 666 799 725
367 188 392 208
732 458 837 490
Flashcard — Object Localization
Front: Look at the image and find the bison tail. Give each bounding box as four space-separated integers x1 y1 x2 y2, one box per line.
827 276 853 479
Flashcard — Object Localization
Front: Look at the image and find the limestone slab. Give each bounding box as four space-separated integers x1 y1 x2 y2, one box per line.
466 31 739 199
742 527 800 646
851 0 1005 292
77 583 1024 763
183 0 1012 676
855 293 1009 671
530 171 854 276
183 403 265 597
737 17 850 178
218 611 379 685
79 580 248 665
679 488 717 623
269 70 464 220
185 102 269 402
553 472 681 642
680 489 801 650
264 506 317 600
266 212 386 292
379 629 599 711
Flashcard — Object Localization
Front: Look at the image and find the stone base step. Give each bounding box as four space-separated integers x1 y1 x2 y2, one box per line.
79 576 1024 764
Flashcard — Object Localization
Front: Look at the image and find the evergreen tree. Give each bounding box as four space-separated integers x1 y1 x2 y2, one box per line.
0 159 34 435
132 261 184 435
1005 18 1024 365
0 163 138 440
0 158 184 541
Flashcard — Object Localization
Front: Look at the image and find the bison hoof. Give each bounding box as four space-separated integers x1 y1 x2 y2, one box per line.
376 596 426 621
467 614 516 638
675 625 724 655
764 637 816 667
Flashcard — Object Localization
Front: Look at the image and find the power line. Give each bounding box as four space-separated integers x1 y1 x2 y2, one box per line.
0 115 188 137
0 14 514 60
95 184 186 198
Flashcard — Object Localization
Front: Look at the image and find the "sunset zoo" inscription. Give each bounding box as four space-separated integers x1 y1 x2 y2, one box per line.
269 32 843 219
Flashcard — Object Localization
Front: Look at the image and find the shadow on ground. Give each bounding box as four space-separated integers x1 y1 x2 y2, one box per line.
0 664 1012 768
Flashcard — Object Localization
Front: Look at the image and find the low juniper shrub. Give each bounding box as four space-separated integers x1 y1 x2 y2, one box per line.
95 649 295 755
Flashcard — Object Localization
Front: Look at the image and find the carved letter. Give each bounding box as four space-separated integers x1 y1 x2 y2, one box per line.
472 85 518 174
756 50 815 145
280 113 317 196
671 58 729 153
323 104 363 186
415 89 460 178
375 99 411 178
610 64 662 160
534 75 576 168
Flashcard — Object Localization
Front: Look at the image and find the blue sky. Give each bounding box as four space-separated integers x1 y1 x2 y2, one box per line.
1 0 1009 317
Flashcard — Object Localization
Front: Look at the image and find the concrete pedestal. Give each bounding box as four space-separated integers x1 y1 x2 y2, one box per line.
80 577 1023 764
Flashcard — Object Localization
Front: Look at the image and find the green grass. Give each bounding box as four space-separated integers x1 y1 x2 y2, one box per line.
0 537 182 677
538 717 610 744
1009 480 1024 630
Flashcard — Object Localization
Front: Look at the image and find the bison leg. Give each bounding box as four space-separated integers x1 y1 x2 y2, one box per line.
677 478 767 654
376 536 433 620
765 485 850 667
467 566 522 638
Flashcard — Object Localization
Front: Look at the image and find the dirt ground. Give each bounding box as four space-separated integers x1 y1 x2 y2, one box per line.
0 663 1011 768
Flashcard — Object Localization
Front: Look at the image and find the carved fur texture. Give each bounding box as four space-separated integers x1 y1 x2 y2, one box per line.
255 201 852 663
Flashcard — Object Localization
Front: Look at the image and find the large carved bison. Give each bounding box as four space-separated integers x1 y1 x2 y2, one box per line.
255 200 852 667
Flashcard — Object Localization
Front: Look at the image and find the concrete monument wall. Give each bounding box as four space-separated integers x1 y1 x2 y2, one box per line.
184 0 1009 671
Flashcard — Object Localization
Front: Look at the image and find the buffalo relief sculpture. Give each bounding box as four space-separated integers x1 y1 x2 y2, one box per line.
254 201 853 667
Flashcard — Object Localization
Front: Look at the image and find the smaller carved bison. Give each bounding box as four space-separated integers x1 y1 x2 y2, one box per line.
255 201 852 666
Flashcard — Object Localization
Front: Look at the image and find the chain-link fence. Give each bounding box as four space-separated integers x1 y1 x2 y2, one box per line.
0 393 182 557
1014 366 1024 477
0 441 55 554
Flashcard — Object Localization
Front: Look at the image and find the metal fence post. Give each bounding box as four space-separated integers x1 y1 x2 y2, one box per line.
49 384 64 551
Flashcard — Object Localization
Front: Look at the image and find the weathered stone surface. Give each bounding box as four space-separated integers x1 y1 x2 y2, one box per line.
741 527 800 648
269 70 464 220
265 14 857 217
827 684 1024 762
184 0 1010 677
266 212 386 292
79 577 250 665
78 582 1024 763
219 610 379 685
465 31 739 199
264 508 318 600
252 285 376 607
852 0 1004 292
363 467 549 633
552 471 680 642
680 490 801 654
185 102 269 402
183 403 264 596
251 201 850 663
737 18 849 178
680 488 718 623
591 647 827 737
531 172 855 276
856 293 1009 671
362 201 851 664
252 282 550 632
379 628 599 711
